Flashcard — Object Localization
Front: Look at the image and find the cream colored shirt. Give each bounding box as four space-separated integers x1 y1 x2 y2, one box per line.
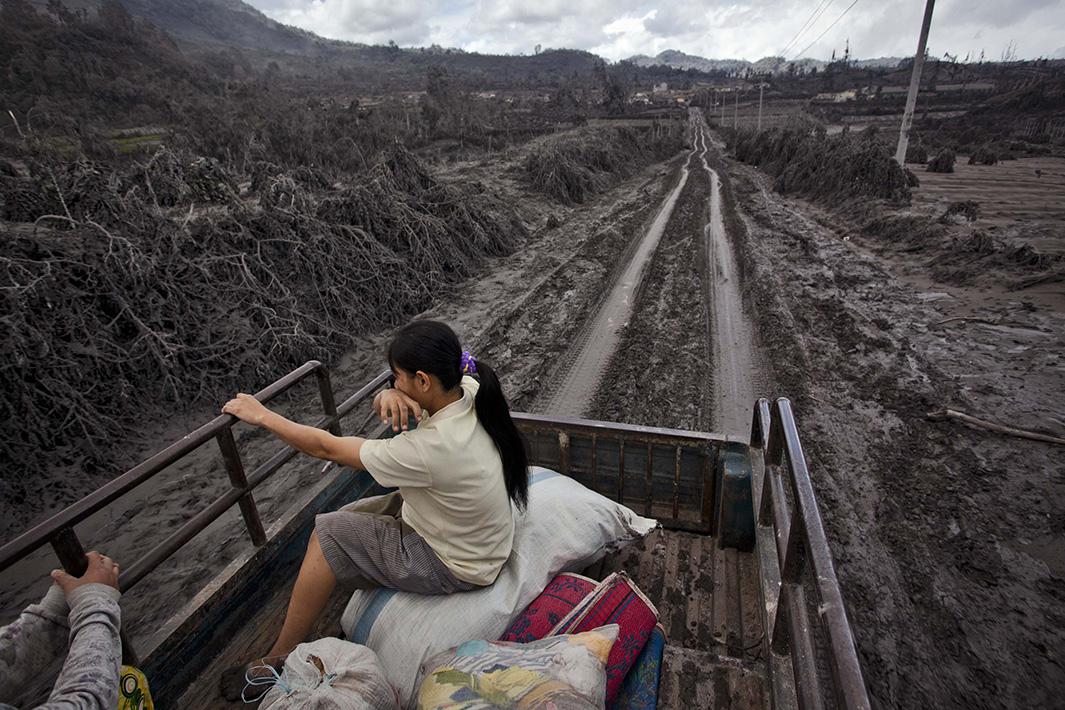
359 376 514 586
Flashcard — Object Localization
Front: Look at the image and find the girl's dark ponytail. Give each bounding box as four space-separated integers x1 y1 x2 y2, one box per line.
471 360 529 511
387 320 529 510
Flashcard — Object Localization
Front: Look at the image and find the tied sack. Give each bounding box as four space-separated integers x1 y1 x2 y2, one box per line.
259 638 399 709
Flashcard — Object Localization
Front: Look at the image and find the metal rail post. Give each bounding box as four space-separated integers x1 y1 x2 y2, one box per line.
215 429 267 546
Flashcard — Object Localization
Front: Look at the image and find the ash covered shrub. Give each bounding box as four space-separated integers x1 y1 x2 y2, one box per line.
139 149 239 206
0 175 54 221
959 231 996 254
524 125 684 204
732 126 911 203
927 149 956 173
0 146 526 488
319 147 524 288
905 144 928 164
968 146 999 165
260 174 316 213
861 214 947 250
1007 243 1051 269
940 200 981 223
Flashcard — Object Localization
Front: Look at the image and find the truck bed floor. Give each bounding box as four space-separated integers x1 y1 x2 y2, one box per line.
589 529 769 709
182 529 769 708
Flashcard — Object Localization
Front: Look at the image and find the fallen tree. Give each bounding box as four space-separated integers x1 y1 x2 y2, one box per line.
731 125 912 204
524 124 684 204
0 145 525 498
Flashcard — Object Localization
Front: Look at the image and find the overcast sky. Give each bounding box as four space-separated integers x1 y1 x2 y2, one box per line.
245 0 1065 62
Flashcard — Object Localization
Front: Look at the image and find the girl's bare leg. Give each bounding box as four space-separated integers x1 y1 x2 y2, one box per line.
220 533 337 700
265 530 337 657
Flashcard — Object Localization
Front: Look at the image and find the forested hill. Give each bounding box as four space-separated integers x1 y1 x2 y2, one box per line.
3 0 222 126
120 0 319 53
3 0 724 123
27 0 320 53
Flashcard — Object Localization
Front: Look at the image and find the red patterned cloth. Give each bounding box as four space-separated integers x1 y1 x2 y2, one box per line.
500 572 597 642
549 571 660 706
499 571 660 707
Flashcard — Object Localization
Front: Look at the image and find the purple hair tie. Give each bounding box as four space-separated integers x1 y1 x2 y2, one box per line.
460 350 477 375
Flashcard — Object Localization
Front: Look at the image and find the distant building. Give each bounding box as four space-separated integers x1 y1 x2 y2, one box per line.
652 82 669 95
813 89 857 103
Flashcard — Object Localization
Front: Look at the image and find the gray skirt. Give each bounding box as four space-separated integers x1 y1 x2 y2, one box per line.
315 491 477 595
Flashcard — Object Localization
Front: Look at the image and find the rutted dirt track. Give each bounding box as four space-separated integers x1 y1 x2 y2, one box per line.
694 117 762 436
559 109 762 436
541 110 701 419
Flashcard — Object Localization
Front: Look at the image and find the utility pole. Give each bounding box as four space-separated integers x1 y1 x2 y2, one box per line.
757 84 764 131
720 90 726 126
734 90 739 129
895 0 936 164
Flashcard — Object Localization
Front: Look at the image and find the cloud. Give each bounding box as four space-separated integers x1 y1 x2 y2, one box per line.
938 0 1058 30
244 0 1065 62
261 0 446 45
643 6 701 37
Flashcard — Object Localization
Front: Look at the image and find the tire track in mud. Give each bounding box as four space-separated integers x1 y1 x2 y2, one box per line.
538 111 703 418
543 109 764 439
691 113 764 437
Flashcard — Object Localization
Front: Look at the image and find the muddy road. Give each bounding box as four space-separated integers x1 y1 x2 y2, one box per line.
541 110 703 418
4 109 1060 710
709 141 1065 707
558 109 766 438
694 119 762 436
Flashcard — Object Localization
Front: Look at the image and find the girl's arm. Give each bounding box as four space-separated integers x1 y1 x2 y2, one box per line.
223 394 367 469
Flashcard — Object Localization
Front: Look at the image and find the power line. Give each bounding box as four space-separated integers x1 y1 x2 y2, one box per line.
779 0 835 58
790 0 861 60
779 0 833 56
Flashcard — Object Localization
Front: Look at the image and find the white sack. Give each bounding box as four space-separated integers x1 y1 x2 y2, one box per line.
340 467 658 707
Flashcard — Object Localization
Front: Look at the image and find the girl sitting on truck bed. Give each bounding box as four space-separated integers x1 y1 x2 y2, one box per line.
219 319 528 700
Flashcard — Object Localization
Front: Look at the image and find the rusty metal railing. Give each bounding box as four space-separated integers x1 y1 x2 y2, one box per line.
751 397 871 710
0 361 391 663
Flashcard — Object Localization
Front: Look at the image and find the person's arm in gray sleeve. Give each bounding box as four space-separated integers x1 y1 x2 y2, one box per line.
0 585 72 702
34 584 122 710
